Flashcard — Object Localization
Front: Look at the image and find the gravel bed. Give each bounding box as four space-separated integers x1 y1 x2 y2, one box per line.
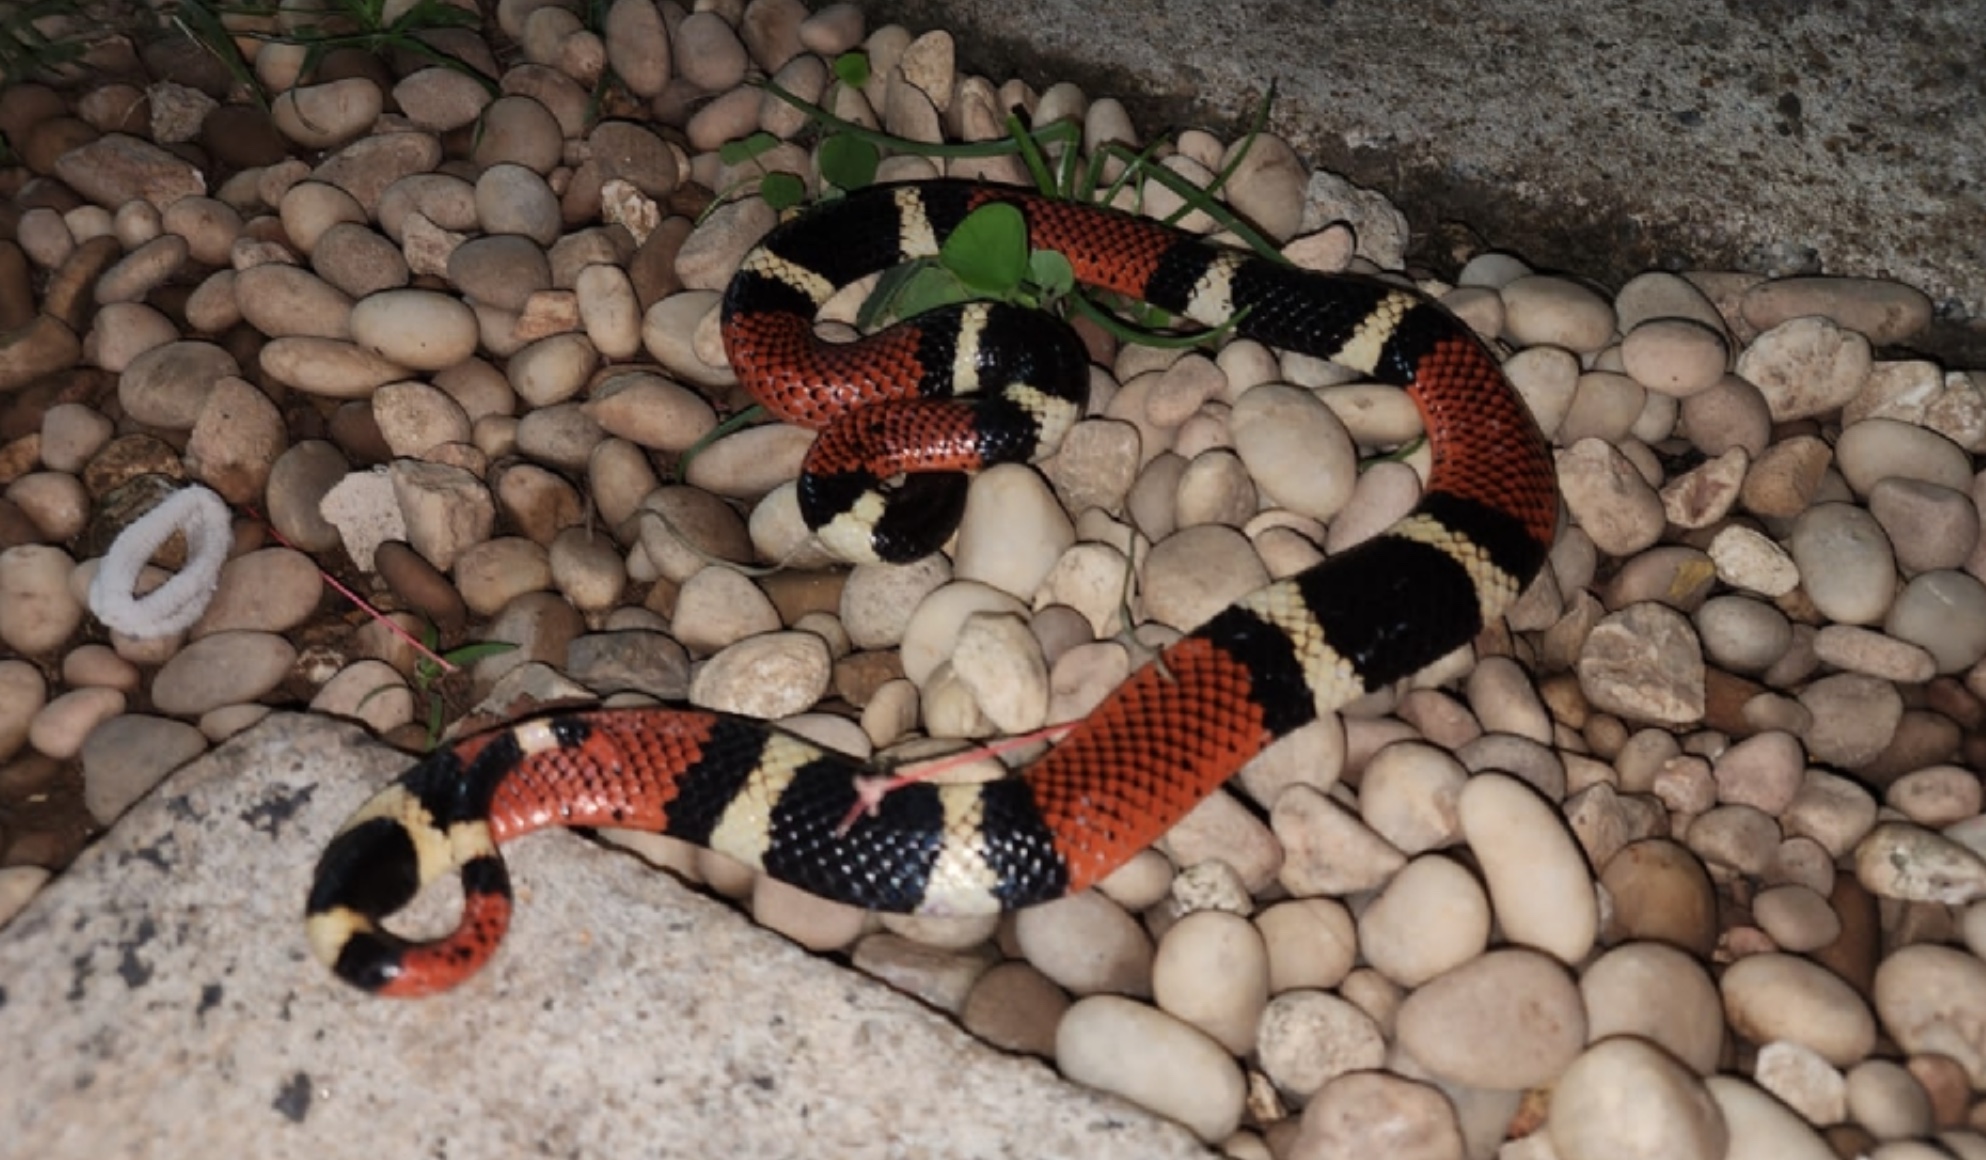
3 1 1986 1157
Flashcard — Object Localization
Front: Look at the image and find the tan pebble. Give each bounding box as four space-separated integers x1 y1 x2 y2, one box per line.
1581 941 1724 1075
474 94 562 173
1151 910 1269 1054
680 424 810 499
449 233 551 312
1738 315 1873 421
751 873 865 951
1869 478 1978 573
1501 274 1617 353
1697 593 1794 672
1875 945 1986 1088
1855 821 1986 905
670 565 779 655
117 339 237 429
1562 371 1648 443
79 713 209 824
1550 1037 1727 1160
798 2 864 53
1753 883 1842 952
1616 270 1729 332
1095 847 1172 911
850 931 995 1013
1755 1038 1849 1126
1355 740 1466 854
1357 853 1489 987
310 660 412 733
960 960 1067 1057
1139 524 1269 632
233 262 354 342
1685 804 1779 876
1741 275 1933 344
190 547 323 637
270 77 382 149
86 301 178 372
897 580 1026 685
1395 949 1585 1089
27 686 127 760
1289 1071 1464 1160
1041 642 1132 736
1706 1075 1835 1160
1796 674 1903 769
950 612 1048 733
953 464 1074 600
350 289 478 372
1152 786 1282 896
1741 433 1832 518
1887 765 1984 827
688 630 830 719
1835 419 1972 501
1256 989 1386 1100
1055 995 1244 1143
260 336 408 399
1273 783 1405 896
837 555 950 651
1812 624 1935 683
1174 449 1256 529
582 372 718 453
0 544 83 651
1845 1059 1934 1141
6 472 88 541
1888 570 1986 674
1723 952 1876 1066
1578 602 1706 726
1711 729 1803 812
1555 438 1665 555
878 908 999 952
1663 447 1748 529
1503 345 1580 437
1013 889 1152 997
453 537 552 617
1459 773 1595 963
1255 898 1356 994
474 162 560 246
1228 384 1358 522
58 643 139 692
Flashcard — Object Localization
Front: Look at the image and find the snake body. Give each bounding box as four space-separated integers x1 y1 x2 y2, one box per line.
307 180 1558 996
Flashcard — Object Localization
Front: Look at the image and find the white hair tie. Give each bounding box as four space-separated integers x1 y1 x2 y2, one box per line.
88 484 234 638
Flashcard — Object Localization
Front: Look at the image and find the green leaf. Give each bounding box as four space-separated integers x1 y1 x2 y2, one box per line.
886 267 974 322
1028 249 1075 299
759 171 806 211
818 133 879 191
940 202 1028 297
857 260 935 329
441 640 519 666
718 131 779 165
832 50 870 88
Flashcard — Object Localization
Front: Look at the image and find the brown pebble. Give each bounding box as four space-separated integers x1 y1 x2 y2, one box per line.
1909 1054 1974 1128
0 750 62 796
374 539 468 635
1811 873 1879 995
1600 838 1717 956
960 960 1069 1057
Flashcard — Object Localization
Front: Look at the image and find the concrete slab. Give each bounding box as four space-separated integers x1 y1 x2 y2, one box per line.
869 0 1986 363
0 714 1213 1160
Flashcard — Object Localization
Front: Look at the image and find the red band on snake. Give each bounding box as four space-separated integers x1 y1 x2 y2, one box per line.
306 180 1558 996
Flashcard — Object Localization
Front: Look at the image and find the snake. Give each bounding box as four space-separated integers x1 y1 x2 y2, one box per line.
306 179 1559 996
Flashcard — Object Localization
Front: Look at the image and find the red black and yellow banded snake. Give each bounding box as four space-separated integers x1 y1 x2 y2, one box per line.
307 179 1559 996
